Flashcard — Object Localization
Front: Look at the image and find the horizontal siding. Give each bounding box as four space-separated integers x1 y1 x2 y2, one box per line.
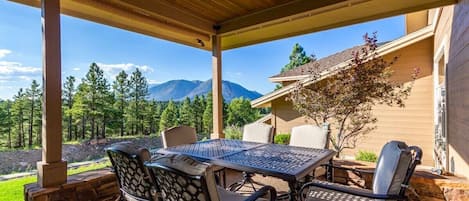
271 38 435 166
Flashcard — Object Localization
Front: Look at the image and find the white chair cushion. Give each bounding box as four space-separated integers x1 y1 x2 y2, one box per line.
242 123 274 143
290 125 328 149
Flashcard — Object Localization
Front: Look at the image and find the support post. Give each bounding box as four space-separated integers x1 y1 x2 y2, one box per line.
37 0 67 187
211 35 224 139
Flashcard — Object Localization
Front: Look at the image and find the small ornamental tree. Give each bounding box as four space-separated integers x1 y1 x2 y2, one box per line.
288 33 419 157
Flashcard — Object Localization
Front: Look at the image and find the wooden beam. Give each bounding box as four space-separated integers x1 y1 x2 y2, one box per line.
217 0 345 34
37 0 67 188
115 0 215 35
211 35 224 139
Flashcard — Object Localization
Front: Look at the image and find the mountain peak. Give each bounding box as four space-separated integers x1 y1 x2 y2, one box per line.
148 79 261 101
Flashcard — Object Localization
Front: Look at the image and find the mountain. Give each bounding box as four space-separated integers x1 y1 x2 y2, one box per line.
148 79 262 101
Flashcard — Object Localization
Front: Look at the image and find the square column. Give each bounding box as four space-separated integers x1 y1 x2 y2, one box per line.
38 0 67 187
211 35 224 139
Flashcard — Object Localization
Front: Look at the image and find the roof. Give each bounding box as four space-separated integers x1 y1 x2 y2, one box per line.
10 0 455 51
251 25 434 108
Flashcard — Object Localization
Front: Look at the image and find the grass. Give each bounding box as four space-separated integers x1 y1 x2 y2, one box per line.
355 150 378 162
0 161 110 201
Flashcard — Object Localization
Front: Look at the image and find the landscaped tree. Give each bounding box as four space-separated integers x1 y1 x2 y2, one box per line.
288 33 419 157
226 97 259 127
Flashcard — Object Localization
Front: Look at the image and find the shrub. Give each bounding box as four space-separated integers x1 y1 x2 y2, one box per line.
274 134 290 145
355 150 378 162
224 125 243 140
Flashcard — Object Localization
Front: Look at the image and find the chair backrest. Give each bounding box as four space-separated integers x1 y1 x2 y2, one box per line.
372 141 422 196
147 154 220 201
242 122 274 143
289 124 329 149
106 142 157 201
161 126 197 148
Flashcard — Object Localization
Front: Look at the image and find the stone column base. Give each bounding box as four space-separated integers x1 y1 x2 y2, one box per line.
37 160 67 188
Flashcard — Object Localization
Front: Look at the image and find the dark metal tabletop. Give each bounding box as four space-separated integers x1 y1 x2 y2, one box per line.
151 139 335 182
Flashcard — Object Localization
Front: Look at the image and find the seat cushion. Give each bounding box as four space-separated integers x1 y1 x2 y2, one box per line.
290 125 328 149
372 141 412 195
161 126 197 148
242 123 274 143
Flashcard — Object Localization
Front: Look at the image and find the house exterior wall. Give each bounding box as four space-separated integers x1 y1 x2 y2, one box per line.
271 38 435 165
435 1 469 178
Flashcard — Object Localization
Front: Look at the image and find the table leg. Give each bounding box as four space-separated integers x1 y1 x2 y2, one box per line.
287 181 301 201
327 159 334 182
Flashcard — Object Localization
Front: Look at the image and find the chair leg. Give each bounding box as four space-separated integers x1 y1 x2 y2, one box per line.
228 172 258 192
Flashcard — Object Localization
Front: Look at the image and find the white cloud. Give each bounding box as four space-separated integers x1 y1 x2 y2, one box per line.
0 61 41 74
96 62 153 74
72 67 80 71
0 49 11 59
147 79 162 84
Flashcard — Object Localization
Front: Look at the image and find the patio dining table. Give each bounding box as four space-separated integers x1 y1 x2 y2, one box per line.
149 139 335 201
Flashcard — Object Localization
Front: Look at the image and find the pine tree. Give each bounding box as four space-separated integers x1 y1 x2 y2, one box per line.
112 71 129 136
63 76 75 141
202 92 213 135
26 80 41 147
192 95 205 133
129 68 148 135
179 97 194 127
281 43 315 73
159 100 178 132
0 100 12 148
11 89 27 147
227 97 259 127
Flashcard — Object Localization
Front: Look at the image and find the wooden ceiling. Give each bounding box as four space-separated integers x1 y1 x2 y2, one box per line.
10 0 456 51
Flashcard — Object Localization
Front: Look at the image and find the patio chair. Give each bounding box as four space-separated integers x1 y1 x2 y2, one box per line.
229 122 274 192
161 125 227 187
289 124 329 149
289 124 330 180
146 154 277 201
161 125 197 148
299 141 423 201
106 142 159 201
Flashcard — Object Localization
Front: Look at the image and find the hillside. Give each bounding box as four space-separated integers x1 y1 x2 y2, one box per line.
148 79 261 101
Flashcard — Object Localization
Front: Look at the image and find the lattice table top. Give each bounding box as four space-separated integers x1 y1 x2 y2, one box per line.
152 139 335 181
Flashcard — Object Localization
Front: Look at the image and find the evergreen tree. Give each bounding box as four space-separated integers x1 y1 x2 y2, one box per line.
26 80 41 147
112 71 129 136
63 76 75 141
129 68 148 135
11 89 27 147
202 92 213 135
0 100 12 148
227 97 259 127
281 43 314 73
192 95 205 133
159 100 178 132
71 84 88 139
179 97 194 127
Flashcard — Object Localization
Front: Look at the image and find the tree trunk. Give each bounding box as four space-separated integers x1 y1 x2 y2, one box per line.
7 122 11 149
67 115 72 141
81 117 86 139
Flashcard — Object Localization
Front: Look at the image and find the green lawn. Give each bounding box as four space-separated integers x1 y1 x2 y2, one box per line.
0 162 110 201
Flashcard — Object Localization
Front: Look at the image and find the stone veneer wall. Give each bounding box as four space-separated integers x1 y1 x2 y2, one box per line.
24 168 119 201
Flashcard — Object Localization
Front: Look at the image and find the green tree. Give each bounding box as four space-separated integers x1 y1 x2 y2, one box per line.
192 95 205 133
112 71 129 136
63 76 75 141
11 89 27 147
71 84 88 139
129 68 148 135
0 100 13 148
179 97 194 127
227 97 259 127
159 100 178 132
26 80 41 147
81 62 109 140
202 92 213 135
288 33 418 156
281 43 315 73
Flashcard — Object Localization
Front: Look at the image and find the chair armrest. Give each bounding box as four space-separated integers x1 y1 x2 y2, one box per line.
300 181 402 200
321 164 375 175
244 185 277 201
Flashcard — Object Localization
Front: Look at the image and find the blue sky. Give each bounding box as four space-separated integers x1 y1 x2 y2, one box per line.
0 1 405 100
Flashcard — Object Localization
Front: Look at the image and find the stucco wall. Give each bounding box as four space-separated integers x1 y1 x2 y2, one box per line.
435 1 469 179
271 38 435 165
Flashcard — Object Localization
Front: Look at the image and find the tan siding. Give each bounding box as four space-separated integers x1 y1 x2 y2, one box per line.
437 1 469 179
271 38 435 166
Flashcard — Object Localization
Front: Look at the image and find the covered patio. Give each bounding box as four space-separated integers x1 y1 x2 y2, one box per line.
8 0 469 200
